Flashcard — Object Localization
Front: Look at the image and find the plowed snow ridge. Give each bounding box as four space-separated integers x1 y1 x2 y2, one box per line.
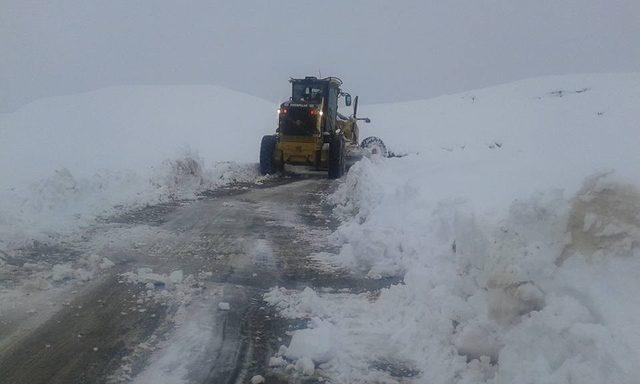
266 73 640 383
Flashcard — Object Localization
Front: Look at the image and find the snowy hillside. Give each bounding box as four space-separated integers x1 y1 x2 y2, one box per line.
267 73 640 383
0 85 275 248
359 72 640 208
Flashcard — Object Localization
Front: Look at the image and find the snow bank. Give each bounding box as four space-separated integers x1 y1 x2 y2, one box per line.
0 85 275 249
267 73 640 383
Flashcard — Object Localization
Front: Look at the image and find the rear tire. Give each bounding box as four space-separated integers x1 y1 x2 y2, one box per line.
360 136 388 157
328 135 345 179
259 135 278 175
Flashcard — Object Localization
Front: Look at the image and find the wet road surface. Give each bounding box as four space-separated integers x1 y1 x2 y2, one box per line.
0 178 394 383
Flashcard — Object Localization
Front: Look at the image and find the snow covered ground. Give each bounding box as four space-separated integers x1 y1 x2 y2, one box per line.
266 73 640 383
2 73 640 383
0 85 275 249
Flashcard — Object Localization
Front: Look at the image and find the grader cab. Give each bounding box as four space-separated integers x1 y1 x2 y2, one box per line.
259 76 386 179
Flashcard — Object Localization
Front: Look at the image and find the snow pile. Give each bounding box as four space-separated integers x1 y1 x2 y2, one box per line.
267 73 640 383
0 85 275 249
0 151 258 249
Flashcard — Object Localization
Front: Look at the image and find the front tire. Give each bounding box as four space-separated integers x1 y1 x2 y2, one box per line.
259 135 278 175
360 136 388 157
328 135 345 179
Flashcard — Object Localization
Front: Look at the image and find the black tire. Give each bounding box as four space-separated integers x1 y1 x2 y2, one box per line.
360 136 388 157
328 135 345 179
259 135 278 175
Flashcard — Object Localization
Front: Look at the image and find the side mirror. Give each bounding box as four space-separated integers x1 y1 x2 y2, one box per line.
345 94 352 106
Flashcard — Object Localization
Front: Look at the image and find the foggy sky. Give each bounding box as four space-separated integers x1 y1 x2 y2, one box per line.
2 0 639 112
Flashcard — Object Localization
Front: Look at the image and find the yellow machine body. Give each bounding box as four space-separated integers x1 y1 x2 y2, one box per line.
276 135 324 168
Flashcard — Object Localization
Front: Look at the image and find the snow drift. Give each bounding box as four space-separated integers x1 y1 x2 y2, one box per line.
0 85 275 249
266 73 640 383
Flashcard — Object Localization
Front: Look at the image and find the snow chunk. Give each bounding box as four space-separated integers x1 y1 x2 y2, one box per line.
99 257 115 269
264 286 325 318
285 319 336 363
22 276 51 291
294 357 315 376
51 264 76 282
169 270 184 284
269 356 286 367
454 323 501 363
250 375 265 384
123 267 167 286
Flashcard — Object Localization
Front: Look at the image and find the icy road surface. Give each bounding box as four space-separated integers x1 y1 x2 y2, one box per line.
0 178 395 384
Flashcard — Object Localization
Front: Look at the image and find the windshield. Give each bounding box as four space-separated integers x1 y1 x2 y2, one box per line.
292 83 324 103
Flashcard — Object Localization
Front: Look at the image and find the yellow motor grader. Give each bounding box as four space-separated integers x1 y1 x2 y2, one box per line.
259 76 387 179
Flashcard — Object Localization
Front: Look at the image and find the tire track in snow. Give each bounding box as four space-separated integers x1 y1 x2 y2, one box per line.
0 177 398 383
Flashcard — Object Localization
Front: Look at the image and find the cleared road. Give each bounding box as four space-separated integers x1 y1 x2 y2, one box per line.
0 178 337 383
